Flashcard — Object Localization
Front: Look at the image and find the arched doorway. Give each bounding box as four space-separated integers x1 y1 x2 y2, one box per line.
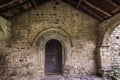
45 39 62 75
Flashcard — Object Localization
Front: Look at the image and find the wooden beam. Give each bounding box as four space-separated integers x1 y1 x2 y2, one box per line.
76 0 83 9
111 0 120 6
106 0 120 8
0 0 18 8
0 0 32 13
32 0 38 8
62 0 77 6
2 11 14 17
111 8 120 13
81 5 103 21
106 0 120 13
83 0 112 17
18 0 24 3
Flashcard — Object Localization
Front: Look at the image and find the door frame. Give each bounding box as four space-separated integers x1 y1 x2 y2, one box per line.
45 39 63 75
32 28 72 76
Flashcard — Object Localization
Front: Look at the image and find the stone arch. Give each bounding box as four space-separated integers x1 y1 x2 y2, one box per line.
32 28 72 47
32 28 73 75
98 13 120 76
109 25 120 69
102 22 120 46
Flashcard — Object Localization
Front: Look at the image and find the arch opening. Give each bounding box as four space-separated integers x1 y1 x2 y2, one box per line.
98 16 120 73
109 25 120 69
45 39 62 75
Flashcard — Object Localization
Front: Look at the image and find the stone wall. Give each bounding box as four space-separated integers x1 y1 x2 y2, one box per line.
98 13 120 46
4 0 99 78
109 25 120 69
97 13 120 76
0 17 11 46
0 17 11 77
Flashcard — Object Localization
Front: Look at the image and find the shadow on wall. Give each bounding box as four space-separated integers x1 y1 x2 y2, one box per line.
0 17 11 46
0 17 11 79
0 49 8 75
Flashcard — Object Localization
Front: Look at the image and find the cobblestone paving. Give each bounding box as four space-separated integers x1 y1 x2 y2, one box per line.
41 75 108 80
7 75 109 80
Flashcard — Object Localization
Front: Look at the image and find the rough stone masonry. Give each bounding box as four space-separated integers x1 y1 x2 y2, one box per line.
0 0 120 79
6 0 98 77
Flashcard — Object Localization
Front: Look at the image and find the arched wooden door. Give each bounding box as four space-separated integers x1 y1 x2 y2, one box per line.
45 39 62 75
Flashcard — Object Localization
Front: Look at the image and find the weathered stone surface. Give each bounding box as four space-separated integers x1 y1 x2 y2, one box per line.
1 0 99 78
1 75 108 80
109 25 120 69
0 17 11 78
0 17 11 46
1 0 120 79
97 13 120 77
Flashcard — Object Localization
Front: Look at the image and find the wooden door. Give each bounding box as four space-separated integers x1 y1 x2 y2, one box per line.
45 39 62 74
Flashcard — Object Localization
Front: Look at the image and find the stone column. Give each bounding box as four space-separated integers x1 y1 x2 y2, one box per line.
99 46 112 77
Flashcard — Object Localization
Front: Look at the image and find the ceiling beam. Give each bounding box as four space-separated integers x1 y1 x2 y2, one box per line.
62 0 77 6
76 0 83 9
32 0 38 8
111 8 120 14
0 0 18 8
0 0 32 13
81 5 103 21
83 0 112 17
106 0 120 14
2 11 14 17
112 0 120 5
106 0 120 8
